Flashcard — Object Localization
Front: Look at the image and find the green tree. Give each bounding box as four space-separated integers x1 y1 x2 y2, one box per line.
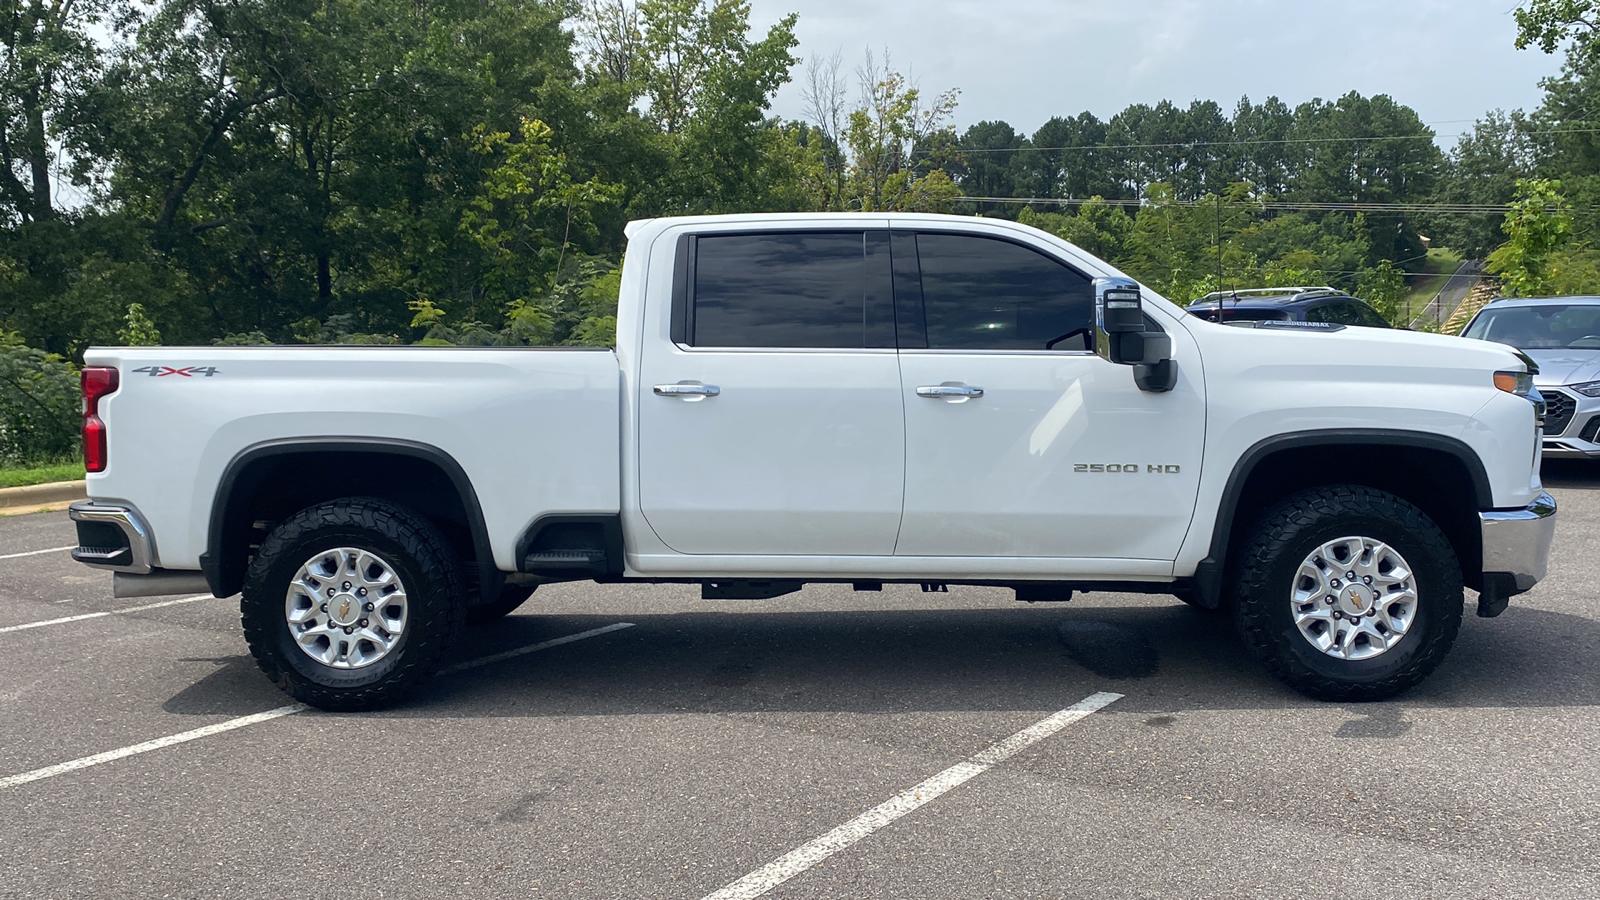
117 302 161 346
1486 178 1574 296
0 330 78 463
1514 0 1600 54
840 50 960 212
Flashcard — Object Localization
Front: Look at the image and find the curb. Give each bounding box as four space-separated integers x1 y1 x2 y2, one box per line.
0 480 87 512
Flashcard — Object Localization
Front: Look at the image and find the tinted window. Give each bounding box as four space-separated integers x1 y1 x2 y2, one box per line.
1306 302 1366 326
1353 302 1391 328
913 234 1095 351
692 233 865 348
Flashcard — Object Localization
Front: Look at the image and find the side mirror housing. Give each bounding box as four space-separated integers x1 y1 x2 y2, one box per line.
1094 277 1145 364
1094 277 1177 393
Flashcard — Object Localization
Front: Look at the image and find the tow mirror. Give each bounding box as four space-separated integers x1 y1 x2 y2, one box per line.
1094 277 1177 393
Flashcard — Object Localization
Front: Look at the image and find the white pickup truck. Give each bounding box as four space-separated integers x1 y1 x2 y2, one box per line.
69 213 1556 710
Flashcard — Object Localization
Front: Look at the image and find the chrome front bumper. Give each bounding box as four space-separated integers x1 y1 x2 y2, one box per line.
1477 492 1557 616
68 501 155 574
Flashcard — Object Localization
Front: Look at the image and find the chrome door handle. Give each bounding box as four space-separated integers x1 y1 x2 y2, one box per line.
654 383 721 397
916 384 984 399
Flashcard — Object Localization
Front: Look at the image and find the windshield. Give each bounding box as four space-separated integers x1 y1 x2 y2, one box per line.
1461 304 1600 350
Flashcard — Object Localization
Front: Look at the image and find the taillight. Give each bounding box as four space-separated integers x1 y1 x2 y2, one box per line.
82 367 119 473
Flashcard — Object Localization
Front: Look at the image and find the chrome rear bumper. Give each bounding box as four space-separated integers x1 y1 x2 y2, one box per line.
68 501 154 574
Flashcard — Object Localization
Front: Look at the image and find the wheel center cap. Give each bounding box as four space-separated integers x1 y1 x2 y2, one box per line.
329 594 361 626
1337 584 1375 617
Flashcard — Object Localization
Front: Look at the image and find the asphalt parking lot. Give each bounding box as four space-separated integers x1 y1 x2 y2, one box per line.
2 467 1598 900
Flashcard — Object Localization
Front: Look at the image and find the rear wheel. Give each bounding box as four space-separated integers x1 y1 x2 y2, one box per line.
1233 485 1463 702
241 498 465 711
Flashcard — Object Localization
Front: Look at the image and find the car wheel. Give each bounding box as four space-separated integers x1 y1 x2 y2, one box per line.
1234 485 1463 702
241 498 465 712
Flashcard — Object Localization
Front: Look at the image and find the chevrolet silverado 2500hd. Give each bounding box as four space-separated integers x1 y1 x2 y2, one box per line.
68 213 1556 710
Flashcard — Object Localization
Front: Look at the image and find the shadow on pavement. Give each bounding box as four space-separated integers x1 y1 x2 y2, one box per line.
1542 458 1600 489
162 601 1600 718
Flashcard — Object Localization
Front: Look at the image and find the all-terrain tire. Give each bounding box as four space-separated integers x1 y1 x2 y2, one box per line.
466 584 537 626
1234 485 1463 702
241 497 466 712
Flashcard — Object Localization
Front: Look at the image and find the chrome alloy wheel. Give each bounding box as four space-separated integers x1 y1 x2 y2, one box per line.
285 547 409 669
1289 535 1418 661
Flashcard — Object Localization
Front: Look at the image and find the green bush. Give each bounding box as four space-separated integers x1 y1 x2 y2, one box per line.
0 331 80 466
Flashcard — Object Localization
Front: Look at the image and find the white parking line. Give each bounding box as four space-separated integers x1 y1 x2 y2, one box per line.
0 595 214 635
0 544 75 561
699 691 1124 900
0 622 635 790
0 705 307 789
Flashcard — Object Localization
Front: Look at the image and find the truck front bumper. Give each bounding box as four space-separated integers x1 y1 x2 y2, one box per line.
1477 491 1557 617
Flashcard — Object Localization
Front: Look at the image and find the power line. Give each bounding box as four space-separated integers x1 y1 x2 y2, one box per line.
939 126 1600 154
955 196 1542 215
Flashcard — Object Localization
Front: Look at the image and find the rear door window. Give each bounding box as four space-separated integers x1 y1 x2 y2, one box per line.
687 232 888 349
905 233 1095 351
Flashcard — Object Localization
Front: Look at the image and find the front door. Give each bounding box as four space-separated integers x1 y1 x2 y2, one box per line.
892 231 1205 561
637 229 906 556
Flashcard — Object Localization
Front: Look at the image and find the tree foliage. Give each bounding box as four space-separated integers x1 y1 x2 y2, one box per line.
0 0 1597 393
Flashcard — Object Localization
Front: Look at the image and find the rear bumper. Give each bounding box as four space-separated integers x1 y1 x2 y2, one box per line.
68 501 155 574
1477 491 1557 616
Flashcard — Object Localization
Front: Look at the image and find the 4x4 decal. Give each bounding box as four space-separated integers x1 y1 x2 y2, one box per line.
131 366 221 377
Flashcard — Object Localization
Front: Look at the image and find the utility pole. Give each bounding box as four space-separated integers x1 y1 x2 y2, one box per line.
1216 194 1223 291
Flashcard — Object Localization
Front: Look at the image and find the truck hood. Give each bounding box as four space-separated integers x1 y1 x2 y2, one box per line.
1179 316 1530 384
1523 348 1600 388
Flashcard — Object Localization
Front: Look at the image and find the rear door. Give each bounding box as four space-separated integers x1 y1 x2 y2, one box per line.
636 229 906 556
893 230 1205 561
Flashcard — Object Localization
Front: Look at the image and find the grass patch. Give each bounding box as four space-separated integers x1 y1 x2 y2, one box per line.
1400 248 1465 323
0 460 83 489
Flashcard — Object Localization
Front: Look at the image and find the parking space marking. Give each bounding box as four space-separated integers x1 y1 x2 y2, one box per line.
700 691 1124 900
0 705 307 789
0 544 75 561
0 622 635 790
0 595 214 635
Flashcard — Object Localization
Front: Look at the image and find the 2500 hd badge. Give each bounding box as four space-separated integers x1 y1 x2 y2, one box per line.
1074 463 1183 474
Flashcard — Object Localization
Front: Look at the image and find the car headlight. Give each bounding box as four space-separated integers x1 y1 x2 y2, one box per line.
1569 380 1600 397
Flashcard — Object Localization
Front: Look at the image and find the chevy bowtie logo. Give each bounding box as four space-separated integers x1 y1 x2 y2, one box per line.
338 599 351 620
1348 589 1365 612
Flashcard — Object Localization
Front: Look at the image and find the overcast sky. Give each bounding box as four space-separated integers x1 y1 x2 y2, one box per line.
747 0 1565 145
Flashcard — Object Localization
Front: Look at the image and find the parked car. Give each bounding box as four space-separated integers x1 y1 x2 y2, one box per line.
1462 295 1600 459
69 214 1553 710
1186 287 1393 328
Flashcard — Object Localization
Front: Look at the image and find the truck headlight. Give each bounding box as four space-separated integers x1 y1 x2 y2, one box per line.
1494 371 1535 397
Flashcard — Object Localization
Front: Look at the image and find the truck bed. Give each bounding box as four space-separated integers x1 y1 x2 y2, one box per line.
82 346 622 574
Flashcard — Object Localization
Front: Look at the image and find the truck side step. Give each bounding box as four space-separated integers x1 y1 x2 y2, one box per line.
521 549 608 574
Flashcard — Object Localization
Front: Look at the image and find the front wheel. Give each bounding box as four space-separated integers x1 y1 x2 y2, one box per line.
1233 485 1463 702
240 498 466 711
